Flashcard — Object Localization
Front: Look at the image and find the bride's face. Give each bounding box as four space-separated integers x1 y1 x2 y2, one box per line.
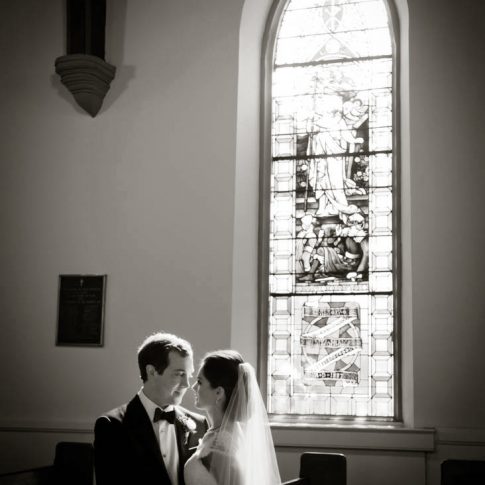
192 368 218 411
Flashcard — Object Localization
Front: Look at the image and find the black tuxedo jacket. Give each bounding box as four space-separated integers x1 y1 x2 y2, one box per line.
94 395 207 485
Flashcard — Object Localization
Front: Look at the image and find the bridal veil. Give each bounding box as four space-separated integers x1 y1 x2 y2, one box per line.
206 363 281 485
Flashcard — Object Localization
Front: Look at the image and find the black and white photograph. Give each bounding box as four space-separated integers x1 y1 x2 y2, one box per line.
0 1 484 484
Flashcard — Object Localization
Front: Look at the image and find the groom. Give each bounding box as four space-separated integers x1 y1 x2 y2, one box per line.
94 332 207 485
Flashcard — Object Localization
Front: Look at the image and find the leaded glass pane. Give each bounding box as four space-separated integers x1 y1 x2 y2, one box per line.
267 294 395 417
268 0 395 419
276 0 391 65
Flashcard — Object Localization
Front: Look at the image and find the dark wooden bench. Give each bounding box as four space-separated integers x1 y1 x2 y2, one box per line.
0 442 94 485
282 452 347 485
441 459 485 485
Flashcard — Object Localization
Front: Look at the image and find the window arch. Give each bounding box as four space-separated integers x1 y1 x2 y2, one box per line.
263 0 398 420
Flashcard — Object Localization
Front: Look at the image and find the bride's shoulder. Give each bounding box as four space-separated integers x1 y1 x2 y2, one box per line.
212 428 236 453
195 427 231 455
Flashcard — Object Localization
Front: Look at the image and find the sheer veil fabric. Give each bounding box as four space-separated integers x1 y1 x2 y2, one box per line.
206 363 281 485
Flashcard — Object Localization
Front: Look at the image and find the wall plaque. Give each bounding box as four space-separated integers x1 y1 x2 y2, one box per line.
56 274 106 346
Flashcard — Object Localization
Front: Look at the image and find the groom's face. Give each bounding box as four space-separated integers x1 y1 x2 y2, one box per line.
153 351 194 406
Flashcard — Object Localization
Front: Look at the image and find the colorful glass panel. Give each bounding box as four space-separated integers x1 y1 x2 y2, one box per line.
268 0 395 418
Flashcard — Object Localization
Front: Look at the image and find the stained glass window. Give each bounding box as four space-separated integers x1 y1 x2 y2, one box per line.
267 0 396 418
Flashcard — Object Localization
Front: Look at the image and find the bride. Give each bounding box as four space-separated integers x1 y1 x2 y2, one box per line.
184 350 281 485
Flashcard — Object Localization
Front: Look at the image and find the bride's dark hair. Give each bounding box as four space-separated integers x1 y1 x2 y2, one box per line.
201 350 244 410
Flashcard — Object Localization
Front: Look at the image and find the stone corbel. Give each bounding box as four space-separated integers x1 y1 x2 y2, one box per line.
55 0 116 117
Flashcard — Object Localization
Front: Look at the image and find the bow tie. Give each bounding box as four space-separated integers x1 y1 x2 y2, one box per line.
153 408 176 424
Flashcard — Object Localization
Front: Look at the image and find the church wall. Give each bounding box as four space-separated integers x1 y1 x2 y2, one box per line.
0 0 243 472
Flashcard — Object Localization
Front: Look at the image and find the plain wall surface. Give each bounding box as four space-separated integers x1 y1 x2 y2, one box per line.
1 0 485 483
0 0 243 426
408 0 485 430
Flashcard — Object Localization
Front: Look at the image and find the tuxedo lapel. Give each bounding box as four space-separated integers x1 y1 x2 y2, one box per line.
174 408 191 484
124 396 172 482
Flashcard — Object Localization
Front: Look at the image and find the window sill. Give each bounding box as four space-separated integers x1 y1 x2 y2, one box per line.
271 422 435 452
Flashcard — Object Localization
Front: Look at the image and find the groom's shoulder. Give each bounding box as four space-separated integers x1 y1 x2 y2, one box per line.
96 396 140 425
95 404 127 427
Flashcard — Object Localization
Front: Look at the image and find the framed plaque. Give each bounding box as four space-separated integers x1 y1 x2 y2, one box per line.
56 274 106 346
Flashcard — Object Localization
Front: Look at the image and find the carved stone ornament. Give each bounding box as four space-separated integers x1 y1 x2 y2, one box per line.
55 54 116 117
55 0 115 117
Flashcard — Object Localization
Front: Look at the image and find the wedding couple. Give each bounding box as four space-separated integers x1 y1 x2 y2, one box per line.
94 332 281 485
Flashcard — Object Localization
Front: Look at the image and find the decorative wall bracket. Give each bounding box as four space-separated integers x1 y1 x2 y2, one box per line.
55 54 115 117
55 0 116 117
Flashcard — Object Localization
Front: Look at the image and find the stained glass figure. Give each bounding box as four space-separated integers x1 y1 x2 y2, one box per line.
268 0 395 418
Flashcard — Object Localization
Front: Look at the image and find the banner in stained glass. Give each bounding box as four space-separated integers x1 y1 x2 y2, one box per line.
268 0 395 418
268 294 394 417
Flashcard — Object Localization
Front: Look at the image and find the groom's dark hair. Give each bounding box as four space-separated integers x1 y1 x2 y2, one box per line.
201 350 244 410
138 332 193 382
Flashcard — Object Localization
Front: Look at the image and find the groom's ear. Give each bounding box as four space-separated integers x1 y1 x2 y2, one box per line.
146 364 158 379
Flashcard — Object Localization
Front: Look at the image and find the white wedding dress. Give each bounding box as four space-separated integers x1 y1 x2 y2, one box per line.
184 363 281 485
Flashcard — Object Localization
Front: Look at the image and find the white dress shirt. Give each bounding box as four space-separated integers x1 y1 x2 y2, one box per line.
138 389 179 485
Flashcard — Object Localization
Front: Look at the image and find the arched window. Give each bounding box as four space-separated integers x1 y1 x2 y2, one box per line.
264 0 398 420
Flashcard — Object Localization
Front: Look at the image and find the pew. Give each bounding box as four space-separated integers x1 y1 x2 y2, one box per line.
0 442 94 485
282 452 347 485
